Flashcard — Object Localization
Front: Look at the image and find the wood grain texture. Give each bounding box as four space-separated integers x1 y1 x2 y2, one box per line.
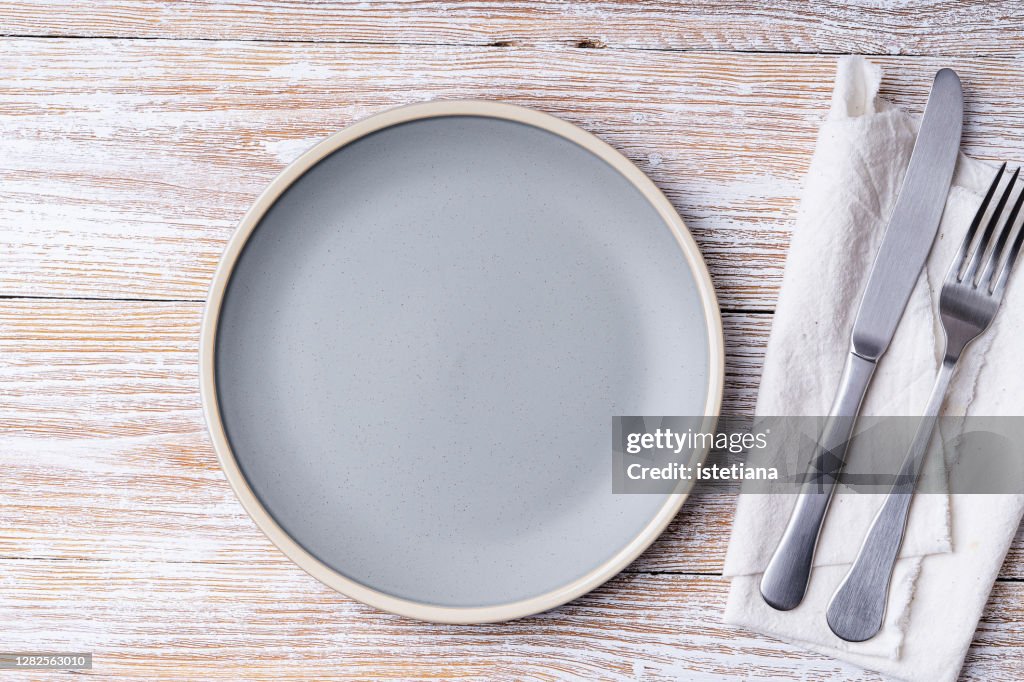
4 4 1024 678
0 561 1021 680
2 38 818 306
0 562 893 680
2 39 1023 306
2 1 1023 57
3 299 1023 582
0 299 754 566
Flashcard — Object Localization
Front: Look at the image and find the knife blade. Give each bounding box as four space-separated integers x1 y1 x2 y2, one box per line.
851 69 964 361
759 68 963 612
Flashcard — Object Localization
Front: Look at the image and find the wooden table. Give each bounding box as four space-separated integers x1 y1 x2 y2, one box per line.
2 2 1022 679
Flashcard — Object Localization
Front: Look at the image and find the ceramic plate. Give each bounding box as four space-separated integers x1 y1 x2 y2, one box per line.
201 101 723 623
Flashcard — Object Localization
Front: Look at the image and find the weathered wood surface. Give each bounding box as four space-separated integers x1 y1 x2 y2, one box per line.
3 3 1024 679
0 562 905 680
2 1 1023 57
2 557 1021 680
3 300 1023 582
3 39 1024 306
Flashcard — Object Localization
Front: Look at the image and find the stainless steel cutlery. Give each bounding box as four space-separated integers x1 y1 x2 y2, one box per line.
759 68 964 612
826 164 1024 642
759 66 1024 643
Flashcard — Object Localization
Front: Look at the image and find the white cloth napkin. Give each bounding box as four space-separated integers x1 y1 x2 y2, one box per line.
722 56 1024 681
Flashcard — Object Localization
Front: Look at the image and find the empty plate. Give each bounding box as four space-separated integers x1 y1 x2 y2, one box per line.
200 101 723 623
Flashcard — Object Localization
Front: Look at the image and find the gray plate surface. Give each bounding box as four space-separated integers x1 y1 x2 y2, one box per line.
215 115 712 608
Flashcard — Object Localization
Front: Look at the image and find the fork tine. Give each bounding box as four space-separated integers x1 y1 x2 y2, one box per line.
951 163 1005 283
994 196 1024 298
981 169 1024 289
964 166 1018 284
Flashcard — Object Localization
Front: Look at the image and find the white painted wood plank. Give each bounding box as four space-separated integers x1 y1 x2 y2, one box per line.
3 299 1022 581
0 38 820 306
4 40 1022 306
0 299 755 566
2 1 1022 57
0 558 1020 679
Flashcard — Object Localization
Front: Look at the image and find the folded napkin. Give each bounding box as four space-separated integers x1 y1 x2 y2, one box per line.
722 56 1024 681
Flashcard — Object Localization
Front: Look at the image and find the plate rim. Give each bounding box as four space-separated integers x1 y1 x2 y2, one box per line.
199 100 725 623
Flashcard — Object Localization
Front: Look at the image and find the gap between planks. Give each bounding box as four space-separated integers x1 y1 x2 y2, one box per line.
2 1 1024 58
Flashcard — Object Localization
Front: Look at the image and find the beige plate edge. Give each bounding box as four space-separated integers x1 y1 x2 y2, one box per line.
198 100 726 624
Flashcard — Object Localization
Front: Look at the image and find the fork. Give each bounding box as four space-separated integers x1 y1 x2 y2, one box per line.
825 163 1024 642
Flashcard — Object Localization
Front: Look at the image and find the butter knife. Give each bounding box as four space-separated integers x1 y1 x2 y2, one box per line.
759 68 963 611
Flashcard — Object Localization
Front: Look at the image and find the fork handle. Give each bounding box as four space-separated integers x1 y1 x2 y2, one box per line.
826 356 956 641
759 351 877 611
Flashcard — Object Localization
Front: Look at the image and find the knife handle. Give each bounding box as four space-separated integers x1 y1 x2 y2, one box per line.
759 351 876 611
